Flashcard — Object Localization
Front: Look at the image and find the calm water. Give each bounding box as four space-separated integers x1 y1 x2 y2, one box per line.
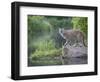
63 56 87 65
28 55 87 66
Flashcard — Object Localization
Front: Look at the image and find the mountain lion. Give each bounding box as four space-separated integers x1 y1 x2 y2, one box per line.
59 28 87 47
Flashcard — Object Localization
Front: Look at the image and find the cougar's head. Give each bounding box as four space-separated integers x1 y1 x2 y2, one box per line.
59 28 64 34
59 28 66 39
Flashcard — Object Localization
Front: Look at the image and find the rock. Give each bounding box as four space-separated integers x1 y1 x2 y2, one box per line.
62 45 87 58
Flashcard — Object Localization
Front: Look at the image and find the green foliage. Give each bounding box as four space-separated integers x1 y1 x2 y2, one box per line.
34 39 55 51
28 16 53 55
46 16 72 29
71 17 88 38
28 16 52 40
29 39 62 61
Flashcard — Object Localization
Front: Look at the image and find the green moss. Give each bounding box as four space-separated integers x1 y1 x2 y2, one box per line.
30 48 62 60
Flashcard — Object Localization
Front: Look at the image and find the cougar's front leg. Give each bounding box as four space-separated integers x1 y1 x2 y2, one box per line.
64 41 70 47
60 46 65 65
